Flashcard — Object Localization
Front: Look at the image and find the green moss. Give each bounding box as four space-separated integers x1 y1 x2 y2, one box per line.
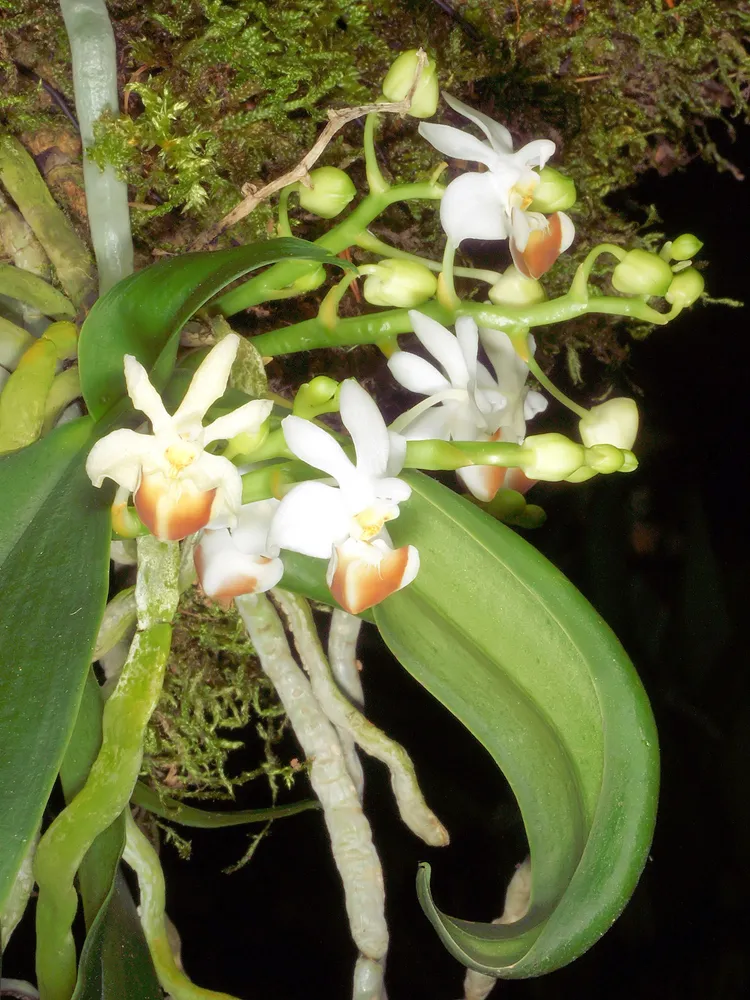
141 587 297 803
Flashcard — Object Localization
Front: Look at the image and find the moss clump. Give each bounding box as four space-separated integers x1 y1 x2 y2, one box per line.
142 587 296 803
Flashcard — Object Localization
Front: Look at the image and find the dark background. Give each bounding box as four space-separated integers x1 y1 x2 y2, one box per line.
4 105 748 1000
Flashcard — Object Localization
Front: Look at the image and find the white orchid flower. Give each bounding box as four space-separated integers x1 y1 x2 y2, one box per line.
388 313 547 502
419 93 574 277
269 379 419 615
86 335 272 541
195 499 284 606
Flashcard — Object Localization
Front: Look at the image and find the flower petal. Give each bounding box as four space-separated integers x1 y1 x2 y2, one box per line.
457 463 504 503
195 527 283 604
558 211 575 252
523 389 548 421
417 122 497 167
232 499 281 556
442 93 514 154
123 357 171 434
339 379 390 481
398 405 453 441
85 428 154 491
513 139 556 169
203 398 273 444
409 311 469 388
439 172 509 245
185 450 243 529
454 315 480 380
386 431 407 478
281 415 356 486
269 481 349 559
327 538 420 615
172 335 239 431
387 351 450 395
512 211 564 279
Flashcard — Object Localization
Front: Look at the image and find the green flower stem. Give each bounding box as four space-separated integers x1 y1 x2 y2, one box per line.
34 538 178 1000
568 243 627 302
363 113 389 195
525 356 589 420
273 590 449 848
277 186 293 238
216 181 444 316
60 0 133 295
235 592 389 961
122 813 242 1000
250 288 677 357
0 136 95 307
355 229 501 284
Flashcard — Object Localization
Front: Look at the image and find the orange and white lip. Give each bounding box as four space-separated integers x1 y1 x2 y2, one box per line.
327 537 420 616
195 499 283 605
510 209 575 280
85 334 273 542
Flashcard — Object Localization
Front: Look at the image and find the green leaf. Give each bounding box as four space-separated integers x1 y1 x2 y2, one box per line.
0 419 111 912
0 261 76 319
71 872 162 1000
131 781 319 828
373 472 658 978
78 238 354 420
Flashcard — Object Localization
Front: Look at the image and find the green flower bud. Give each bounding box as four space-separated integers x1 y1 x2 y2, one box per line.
289 265 327 293
522 433 586 481
585 444 625 474
665 267 705 308
362 259 437 308
293 375 341 418
566 466 598 484
382 50 439 119
579 397 639 450
669 233 703 261
488 265 547 307
528 167 577 213
620 450 638 473
612 249 673 296
297 167 356 219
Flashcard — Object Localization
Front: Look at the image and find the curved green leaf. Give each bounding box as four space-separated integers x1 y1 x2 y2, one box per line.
373 472 658 978
78 239 354 420
0 419 111 912
131 781 319 828
0 261 76 319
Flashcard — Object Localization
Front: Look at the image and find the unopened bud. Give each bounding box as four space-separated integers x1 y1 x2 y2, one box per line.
579 397 638 450
297 167 356 219
665 267 704 308
382 50 439 119
362 259 437 308
566 466 598 483
669 233 703 261
612 249 673 296
224 420 271 462
488 266 546 307
293 376 340 418
290 265 327 293
521 434 585 481
585 444 625 474
528 167 576 213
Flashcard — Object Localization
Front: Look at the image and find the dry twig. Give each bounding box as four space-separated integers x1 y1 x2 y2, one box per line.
189 50 428 251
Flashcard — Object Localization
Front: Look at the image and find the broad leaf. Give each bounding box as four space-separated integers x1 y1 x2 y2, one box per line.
373 473 658 977
0 420 111 912
78 239 354 420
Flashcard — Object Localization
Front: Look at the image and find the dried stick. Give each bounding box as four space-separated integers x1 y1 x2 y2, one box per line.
189 51 427 250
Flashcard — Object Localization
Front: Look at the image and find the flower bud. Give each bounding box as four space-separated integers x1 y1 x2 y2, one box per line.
521 433 586 481
289 264 327 293
566 466 598 484
382 50 439 119
669 233 703 261
488 265 546 307
579 397 638 450
584 444 625 474
362 259 437 308
612 249 673 296
665 267 704 308
297 167 356 219
528 167 577 213
293 376 341 419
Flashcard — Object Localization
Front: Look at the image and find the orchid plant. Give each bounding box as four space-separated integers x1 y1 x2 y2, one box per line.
0 15 707 1000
